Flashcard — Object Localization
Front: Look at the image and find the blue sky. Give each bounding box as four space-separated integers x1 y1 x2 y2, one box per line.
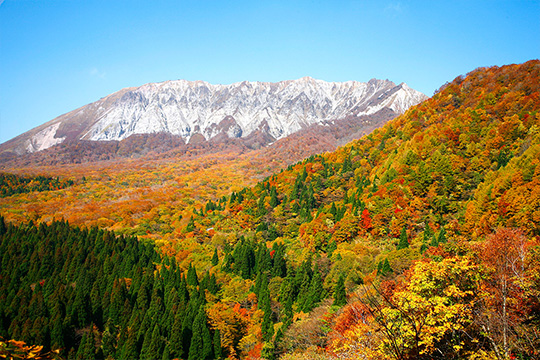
1 0 539 144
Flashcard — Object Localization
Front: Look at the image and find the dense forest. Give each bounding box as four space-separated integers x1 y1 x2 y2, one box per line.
1 60 540 359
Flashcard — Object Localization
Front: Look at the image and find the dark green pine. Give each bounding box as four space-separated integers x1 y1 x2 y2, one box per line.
382 258 393 275
211 248 219 266
140 324 162 360
333 274 347 307
161 343 171 360
120 328 139 359
260 274 273 342
269 187 280 208
75 330 96 360
139 327 153 360
168 307 184 359
213 328 223 360
0 215 6 235
188 308 212 360
397 226 409 250
438 227 447 243
303 266 323 312
187 263 199 287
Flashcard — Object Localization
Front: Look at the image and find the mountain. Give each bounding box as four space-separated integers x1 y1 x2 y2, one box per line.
0 77 426 158
1 61 539 360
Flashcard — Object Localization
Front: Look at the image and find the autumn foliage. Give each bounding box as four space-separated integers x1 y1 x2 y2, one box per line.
0 60 539 359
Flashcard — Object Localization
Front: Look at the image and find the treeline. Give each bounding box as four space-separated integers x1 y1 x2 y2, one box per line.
0 173 74 197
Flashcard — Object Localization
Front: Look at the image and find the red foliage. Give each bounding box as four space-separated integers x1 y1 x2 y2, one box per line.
361 209 372 229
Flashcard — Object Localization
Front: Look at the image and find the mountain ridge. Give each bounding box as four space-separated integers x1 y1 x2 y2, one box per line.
0 77 426 157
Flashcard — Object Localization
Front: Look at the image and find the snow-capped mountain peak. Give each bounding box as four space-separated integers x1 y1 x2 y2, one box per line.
1 77 427 155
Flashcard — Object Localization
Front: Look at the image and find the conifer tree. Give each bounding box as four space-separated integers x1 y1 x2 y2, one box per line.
213 328 223 360
382 258 393 275
333 274 347 307
269 186 280 208
211 248 219 266
377 260 383 275
161 343 171 360
420 238 428 253
330 202 337 217
187 264 199 287
260 273 274 342
169 309 184 359
438 227 447 243
140 324 162 360
76 330 96 360
303 265 323 312
188 308 212 360
139 327 153 360
421 224 432 253
397 226 409 250
50 314 65 351
271 243 287 278
430 234 439 247
101 321 117 359
0 215 6 236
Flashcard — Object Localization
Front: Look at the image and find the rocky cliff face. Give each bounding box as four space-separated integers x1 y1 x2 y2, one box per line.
0 77 427 156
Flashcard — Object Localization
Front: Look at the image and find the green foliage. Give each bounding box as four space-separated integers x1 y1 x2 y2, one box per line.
211 248 219 266
188 308 213 360
333 274 347 307
0 173 74 198
213 328 223 360
0 220 215 359
397 226 409 250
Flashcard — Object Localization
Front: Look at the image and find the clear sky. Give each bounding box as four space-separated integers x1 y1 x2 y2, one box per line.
1 0 539 144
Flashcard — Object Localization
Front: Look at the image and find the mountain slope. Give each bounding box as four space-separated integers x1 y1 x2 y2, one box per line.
0 77 426 156
1 61 539 360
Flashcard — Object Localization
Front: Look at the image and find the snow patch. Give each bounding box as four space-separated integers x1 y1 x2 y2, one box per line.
81 78 427 143
26 123 65 153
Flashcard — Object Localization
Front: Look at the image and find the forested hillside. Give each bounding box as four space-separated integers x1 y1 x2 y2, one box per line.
1 60 540 359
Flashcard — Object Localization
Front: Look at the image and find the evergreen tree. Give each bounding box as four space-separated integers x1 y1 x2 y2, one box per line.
333 274 347 307
50 314 64 351
187 264 199 287
100 321 117 359
438 227 447 243
420 238 428 253
213 328 223 360
169 308 184 359
430 233 440 247
421 224 432 253
269 186 280 208
0 215 6 236
382 258 393 275
260 274 274 342
397 226 409 250
330 202 337 218
271 243 287 278
188 308 212 360
140 324 162 360
75 330 96 360
303 266 323 312
139 327 153 360
211 248 219 266
161 343 171 360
